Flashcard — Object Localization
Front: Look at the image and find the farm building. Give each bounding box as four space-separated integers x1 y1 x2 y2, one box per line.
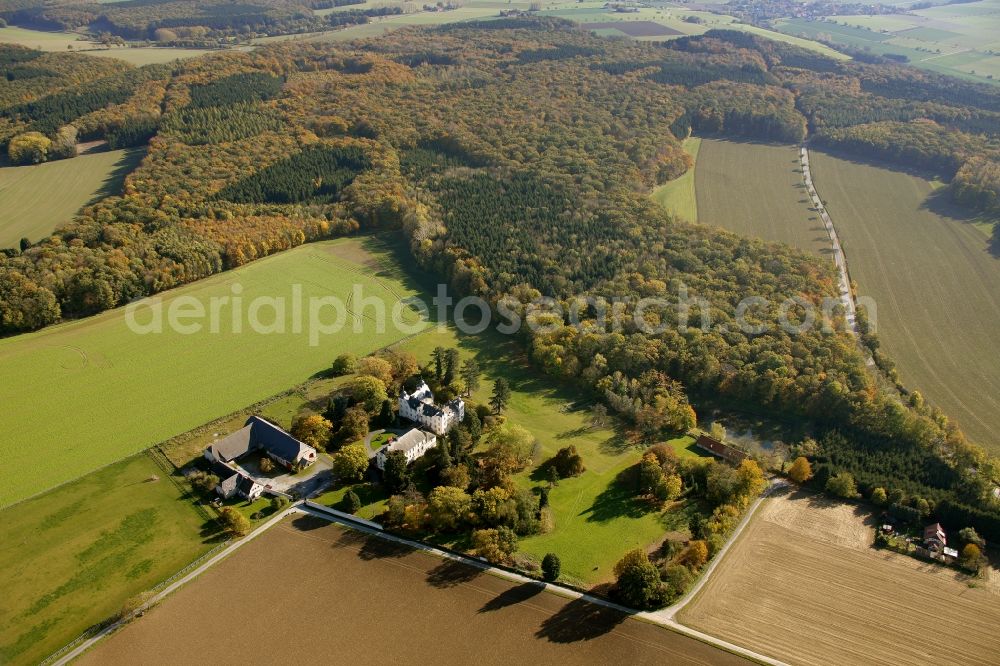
399 380 465 435
923 523 947 553
375 429 437 470
209 461 264 502
204 416 317 471
695 434 749 465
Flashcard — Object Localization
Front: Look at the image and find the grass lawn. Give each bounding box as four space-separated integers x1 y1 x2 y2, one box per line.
0 148 143 248
314 482 389 520
651 137 701 222
809 151 1000 453
694 139 833 259
0 453 214 666
393 325 709 585
0 235 431 507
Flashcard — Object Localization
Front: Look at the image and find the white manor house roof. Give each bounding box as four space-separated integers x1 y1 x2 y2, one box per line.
398 380 464 435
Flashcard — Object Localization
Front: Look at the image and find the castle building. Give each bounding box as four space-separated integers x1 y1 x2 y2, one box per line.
398 380 465 435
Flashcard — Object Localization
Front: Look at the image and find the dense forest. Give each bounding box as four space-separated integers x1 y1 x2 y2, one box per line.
1 20 998 538
0 0 389 44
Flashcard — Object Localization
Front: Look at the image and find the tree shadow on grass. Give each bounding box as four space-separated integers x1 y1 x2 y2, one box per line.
536 597 631 644
579 465 652 523
199 518 227 544
426 558 483 588
479 582 545 613
84 147 146 207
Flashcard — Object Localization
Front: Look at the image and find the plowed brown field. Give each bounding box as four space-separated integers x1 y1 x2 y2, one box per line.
678 490 1000 665
76 515 750 666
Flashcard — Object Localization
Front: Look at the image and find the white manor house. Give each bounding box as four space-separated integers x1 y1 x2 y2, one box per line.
398 380 465 435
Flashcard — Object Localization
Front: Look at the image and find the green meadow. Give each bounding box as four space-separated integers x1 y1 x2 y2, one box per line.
651 137 701 222
0 453 211 666
390 325 708 585
0 236 430 506
0 148 143 248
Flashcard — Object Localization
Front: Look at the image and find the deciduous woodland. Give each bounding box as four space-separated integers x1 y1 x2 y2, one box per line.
1 19 999 537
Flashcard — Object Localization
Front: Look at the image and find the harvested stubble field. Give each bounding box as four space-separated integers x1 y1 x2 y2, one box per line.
809 151 1000 453
78 516 750 666
694 139 833 259
678 489 1000 665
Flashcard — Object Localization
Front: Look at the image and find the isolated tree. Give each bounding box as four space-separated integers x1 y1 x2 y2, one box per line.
259 457 275 474
961 543 983 570
218 506 251 537
866 486 886 505
339 406 370 442
8 132 51 165
377 399 394 428
190 471 219 495
958 527 985 549
351 375 388 412
541 553 561 582
465 409 482 442
681 540 709 569
444 348 460 385
490 377 511 414
427 485 472 531
331 353 357 375
332 443 369 482
291 414 333 451
549 445 585 478
440 463 470 490
787 456 812 484
346 489 362 514
357 356 394 386
19 237 30 253
270 495 289 512
472 526 518 564
826 472 858 499
432 346 446 380
613 549 668 610
383 450 411 494
460 358 480 395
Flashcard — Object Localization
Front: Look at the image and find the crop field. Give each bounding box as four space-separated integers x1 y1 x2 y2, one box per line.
0 236 431 507
0 148 143 248
693 139 833 259
0 453 212 666
678 489 1000 665
0 27 211 63
809 151 1000 452
651 137 700 222
76 516 749 666
776 9 1000 84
